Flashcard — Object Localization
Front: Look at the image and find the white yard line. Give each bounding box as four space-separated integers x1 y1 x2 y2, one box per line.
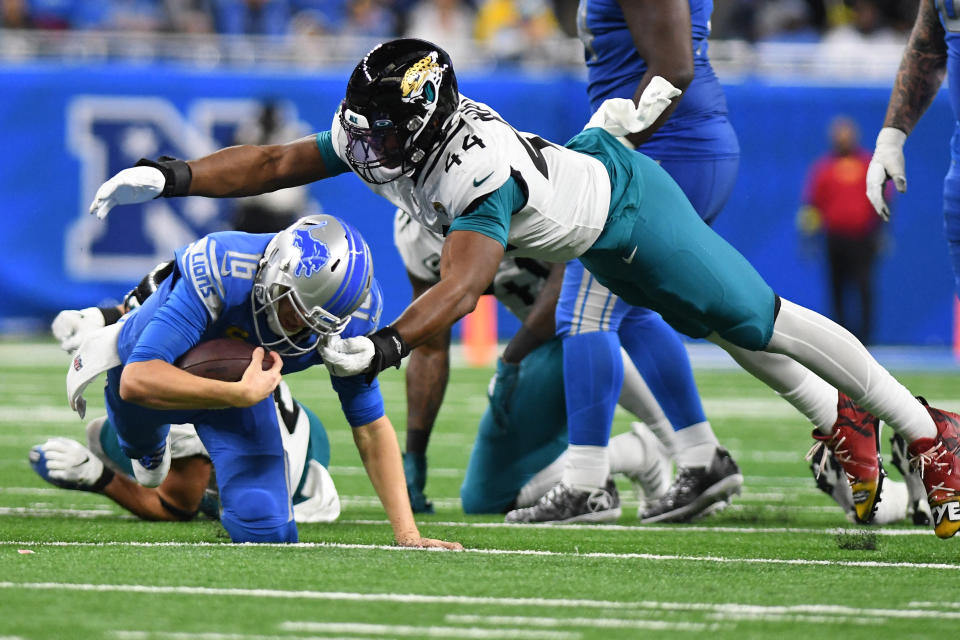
1 542 956 570
280 622 579 639
338 519 935 537
113 633 378 640
444 614 717 632
0 581 955 624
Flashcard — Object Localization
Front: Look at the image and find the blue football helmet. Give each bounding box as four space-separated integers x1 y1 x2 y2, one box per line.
252 214 374 355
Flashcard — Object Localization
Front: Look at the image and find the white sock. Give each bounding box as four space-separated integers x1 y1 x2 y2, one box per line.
708 334 838 434
515 453 565 508
618 349 677 457
672 422 718 468
779 376 839 435
561 445 609 491
609 428 651 475
767 298 936 442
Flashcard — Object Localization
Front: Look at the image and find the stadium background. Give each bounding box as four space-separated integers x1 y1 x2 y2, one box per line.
0 0 955 347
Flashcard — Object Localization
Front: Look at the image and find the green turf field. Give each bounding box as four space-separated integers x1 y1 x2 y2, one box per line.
1 341 957 639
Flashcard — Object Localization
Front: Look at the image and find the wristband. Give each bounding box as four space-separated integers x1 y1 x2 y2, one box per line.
135 156 192 197
365 326 411 383
90 466 115 493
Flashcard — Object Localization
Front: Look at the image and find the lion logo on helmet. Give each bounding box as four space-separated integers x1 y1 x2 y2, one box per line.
292 224 330 278
401 53 442 105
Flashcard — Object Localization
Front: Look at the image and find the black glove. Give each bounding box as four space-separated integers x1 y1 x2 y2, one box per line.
364 326 411 383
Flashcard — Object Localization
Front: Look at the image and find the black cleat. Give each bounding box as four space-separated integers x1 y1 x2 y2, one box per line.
504 478 621 524
640 447 743 523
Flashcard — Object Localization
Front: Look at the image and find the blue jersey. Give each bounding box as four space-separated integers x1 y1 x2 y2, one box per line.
116 230 385 427
577 0 738 160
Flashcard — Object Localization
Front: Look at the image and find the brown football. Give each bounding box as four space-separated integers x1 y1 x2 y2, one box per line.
174 339 272 382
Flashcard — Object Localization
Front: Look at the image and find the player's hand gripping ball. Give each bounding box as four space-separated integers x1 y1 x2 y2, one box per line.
175 339 275 382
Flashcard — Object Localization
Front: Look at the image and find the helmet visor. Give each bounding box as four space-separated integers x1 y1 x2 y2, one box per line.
340 108 406 184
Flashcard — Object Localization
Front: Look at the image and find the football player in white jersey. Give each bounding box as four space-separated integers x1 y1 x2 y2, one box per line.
394 209 672 518
90 39 960 539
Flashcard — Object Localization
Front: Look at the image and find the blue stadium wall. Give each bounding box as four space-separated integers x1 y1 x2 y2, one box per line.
0 63 954 344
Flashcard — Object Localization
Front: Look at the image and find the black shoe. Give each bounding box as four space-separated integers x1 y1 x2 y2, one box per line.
640 447 743 523
504 478 621 524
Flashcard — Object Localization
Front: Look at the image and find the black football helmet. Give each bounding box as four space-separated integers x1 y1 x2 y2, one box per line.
340 38 460 184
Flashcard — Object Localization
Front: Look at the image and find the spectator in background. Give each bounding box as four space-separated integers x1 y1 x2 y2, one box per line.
342 0 397 38
290 0 347 33
212 0 290 35
164 0 215 33
403 0 474 64
2 0 29 28
799 116 884 343
474 0 559 64
230 101 311 233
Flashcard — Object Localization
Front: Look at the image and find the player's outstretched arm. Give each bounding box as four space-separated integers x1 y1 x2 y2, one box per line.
90 135 330 219
393 230 504 349
352 415 463 550
119 348 282 410
619 0 694 147
322 230 503 380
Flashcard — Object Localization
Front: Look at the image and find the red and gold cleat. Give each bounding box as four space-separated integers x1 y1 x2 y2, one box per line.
909 398 960 539
807 392 885 524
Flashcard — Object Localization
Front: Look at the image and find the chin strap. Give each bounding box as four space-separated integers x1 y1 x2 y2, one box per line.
364 326 411 383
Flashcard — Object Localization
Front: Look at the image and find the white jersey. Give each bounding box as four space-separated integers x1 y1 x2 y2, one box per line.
393 209 551 320
332 96 611 262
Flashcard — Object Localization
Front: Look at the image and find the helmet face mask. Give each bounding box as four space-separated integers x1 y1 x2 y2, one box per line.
342 39 459 184
252 215 374 356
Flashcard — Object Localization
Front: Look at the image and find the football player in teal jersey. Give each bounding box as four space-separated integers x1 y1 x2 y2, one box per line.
89 39 960 539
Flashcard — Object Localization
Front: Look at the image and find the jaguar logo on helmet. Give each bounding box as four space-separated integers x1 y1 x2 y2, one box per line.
292 224 330 278
400 54 442 105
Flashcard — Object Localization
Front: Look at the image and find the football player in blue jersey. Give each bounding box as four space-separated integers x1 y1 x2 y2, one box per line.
89 39 960 539
867 0 960 294
59 212 461 547
32 269 343 525
531 0 744 524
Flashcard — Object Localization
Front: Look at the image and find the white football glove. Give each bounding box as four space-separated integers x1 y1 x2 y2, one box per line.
320 335 375 377
866 127 908 222
585 76 682 145
29 437 106 490
88 166 166 220
51 307 107 354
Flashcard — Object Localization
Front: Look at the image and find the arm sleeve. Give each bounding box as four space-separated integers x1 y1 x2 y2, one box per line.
126 277 210 364
315 131 350 177
329 374 386 427
448 176 527 248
